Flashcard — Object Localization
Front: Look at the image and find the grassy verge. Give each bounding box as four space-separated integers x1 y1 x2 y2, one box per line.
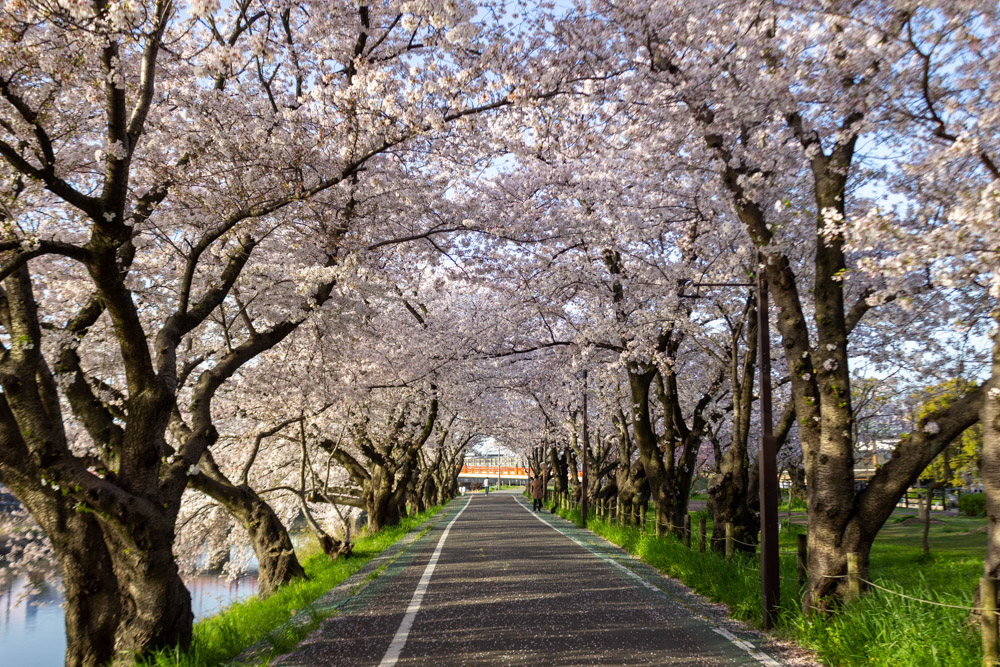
141 504 446 667
552 503 982 667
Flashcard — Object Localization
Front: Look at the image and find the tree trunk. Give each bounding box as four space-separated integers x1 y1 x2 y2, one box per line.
709 454 757 553
366 470 404 532
188 457 305 597
918 483 930 522
983 316 1000 581
421 471 436 511
668 432 701 534
549 446 568 495
0 387 190 665
102 519 193 659
1 464 121 666
802 385 983 610
921 483 939 557
568 446 581 502
56 515 121 667
710 295 759 551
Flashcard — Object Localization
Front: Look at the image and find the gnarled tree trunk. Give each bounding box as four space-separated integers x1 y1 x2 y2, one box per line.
189 452 305 597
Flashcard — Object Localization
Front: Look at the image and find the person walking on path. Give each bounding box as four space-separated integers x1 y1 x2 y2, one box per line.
531 474 544 511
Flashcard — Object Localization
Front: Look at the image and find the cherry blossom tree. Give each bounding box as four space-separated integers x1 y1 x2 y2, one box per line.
0 0 536 661
846 0 1000 584
572 0 987 610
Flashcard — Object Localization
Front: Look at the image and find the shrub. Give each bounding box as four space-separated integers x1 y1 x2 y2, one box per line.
959 492 985 517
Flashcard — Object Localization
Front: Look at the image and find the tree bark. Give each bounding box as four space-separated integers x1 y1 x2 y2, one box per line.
983 316 1000 582
188 455 305 597
549 445 568 495
104 525 193 658
709 295 759 552
0 437 120 667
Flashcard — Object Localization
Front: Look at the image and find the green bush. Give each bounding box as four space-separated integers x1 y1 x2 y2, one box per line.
959 492 985 517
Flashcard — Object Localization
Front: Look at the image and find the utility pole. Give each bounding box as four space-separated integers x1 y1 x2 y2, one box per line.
757 261 779 629
581 369 589 529
682 254 779 629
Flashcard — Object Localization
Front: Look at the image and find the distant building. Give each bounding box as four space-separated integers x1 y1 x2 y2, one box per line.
458 454 529 486
852 442 894 491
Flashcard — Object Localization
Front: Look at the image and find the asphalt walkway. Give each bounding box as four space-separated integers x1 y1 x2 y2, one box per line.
274 492 782 666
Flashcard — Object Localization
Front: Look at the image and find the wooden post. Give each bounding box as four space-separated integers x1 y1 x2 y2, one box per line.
668 518 674 538
756 263 780 630
797 533 807 587
654 507 662 537
982 576 998 667
581 369 589 529
684 514 691 549
699 516 706 553
847 552 861 601
617 498 622 526
725 522 734 561
640 504 647 533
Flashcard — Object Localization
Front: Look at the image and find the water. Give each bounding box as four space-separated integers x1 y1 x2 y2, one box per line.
0 571 258 666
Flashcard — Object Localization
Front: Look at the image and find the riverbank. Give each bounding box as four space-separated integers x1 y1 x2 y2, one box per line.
140 502 451 667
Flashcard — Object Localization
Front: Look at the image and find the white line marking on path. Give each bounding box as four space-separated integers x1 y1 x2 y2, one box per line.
378 497 471 667
515 497 782 667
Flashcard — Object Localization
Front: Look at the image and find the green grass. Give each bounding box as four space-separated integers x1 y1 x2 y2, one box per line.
555 502 984 667
140 504 446 667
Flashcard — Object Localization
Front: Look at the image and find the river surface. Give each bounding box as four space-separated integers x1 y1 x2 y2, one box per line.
0 570 259 666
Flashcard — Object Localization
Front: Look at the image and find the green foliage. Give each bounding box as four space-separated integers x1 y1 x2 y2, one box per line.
780 489 807 512
556 505 983 667
138 504 445 667
913 379 982 487
959 493 986 518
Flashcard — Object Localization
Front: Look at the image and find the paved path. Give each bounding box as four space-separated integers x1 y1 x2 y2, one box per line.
275 493 780 666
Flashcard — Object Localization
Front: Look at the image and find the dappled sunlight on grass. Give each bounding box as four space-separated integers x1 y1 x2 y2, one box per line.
555 504 983 667
139 505 446 667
